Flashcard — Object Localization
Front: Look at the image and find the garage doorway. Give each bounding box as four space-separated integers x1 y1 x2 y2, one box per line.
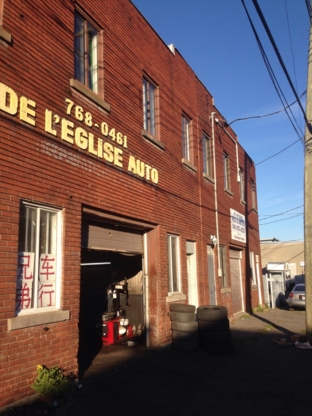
78 213 149 376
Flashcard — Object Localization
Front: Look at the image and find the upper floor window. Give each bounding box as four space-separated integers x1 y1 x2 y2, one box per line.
74 11 99 94
143 77 157 136
167 234 181 293
15 203 62 316
182 114 192 162
239 168 245 201
223 152 231 191
251 179 257 211
203 132 213 178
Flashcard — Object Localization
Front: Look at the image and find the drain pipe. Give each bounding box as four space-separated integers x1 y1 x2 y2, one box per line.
215 118 240 182
211 112 222 278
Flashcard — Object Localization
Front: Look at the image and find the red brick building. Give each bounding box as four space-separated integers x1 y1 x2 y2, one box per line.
0 0 263 406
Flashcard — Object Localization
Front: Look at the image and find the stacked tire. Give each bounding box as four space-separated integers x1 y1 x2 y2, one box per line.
197 305 233 354
170 304 198 351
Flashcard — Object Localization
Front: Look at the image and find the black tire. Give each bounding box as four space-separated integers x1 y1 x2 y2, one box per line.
171 321 198 332
172 340 199 352
170 311 196 322
199 329 232 344
200 340 234 355
170 304 196 313
198 318 230 332
197 305 228 321
172 329 198 343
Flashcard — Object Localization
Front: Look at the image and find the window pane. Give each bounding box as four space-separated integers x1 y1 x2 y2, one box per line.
88 23 98 93
143 79 148 130
203 134 212 176
74 12 85 85
168 235 180 293
142 78 156 135
182 116 189 160
171 237 178 292
74 12 98 93
149 83 155 135
16 204 60 314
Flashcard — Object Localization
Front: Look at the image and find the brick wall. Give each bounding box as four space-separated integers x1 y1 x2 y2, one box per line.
0 0 262 406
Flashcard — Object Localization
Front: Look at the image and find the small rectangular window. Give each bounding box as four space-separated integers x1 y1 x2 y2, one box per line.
251 179 257 210
143 77 157 136
239 168 245 201
15 203 62 315
74 11 99 94
182 114 193 162
203 132 213 178
219 245 228 288
167 234 181 293
223 153 231 191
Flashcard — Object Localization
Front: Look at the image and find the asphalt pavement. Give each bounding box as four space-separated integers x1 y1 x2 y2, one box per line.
53 308 311 416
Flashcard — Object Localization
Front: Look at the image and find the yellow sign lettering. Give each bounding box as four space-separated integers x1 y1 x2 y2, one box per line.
0 83 18 115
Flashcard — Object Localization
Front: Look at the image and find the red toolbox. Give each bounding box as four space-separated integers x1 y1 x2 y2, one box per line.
102 317 121 346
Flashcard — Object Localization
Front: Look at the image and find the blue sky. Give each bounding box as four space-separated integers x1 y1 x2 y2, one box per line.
131 0 309 242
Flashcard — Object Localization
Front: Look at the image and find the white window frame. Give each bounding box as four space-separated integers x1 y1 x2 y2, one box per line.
15 202 62 316
167 234 181 294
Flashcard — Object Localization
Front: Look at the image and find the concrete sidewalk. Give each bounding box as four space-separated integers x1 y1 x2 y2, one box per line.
53 308 311 416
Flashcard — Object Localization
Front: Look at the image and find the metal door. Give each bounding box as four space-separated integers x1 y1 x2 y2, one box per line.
187 241 198 308
230 250 243 314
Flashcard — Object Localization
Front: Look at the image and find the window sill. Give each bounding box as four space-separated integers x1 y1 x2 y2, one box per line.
252 208 258 214
251 284 258 289
221 287 231 294
240 199 246 205
203 173 215 184
141 130 165 150
0 27 12 44
166 293 187 303
225 188 233 196
70 79 111 113
8 310 70 331
182 159 197 173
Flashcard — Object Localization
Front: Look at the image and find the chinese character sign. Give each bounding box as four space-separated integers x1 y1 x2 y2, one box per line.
15 252 35 312
38 254 56 307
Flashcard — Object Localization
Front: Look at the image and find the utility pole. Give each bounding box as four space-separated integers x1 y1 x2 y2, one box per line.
305 2 312 343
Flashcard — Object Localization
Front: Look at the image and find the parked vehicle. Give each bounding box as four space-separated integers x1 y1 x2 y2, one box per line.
287 284 305 309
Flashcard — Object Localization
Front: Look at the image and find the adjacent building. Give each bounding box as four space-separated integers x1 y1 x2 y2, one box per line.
0 0 263 406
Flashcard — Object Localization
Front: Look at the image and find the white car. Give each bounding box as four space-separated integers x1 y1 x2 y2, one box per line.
287 284 305 309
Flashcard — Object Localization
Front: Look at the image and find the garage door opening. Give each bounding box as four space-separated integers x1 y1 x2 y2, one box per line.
78 249 144 376
78 218 146 377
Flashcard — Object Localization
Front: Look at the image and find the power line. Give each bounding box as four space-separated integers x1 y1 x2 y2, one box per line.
227 91 306 127
260 213 303 226
241 0 305 144
255 138 302 165
252 0 310 129
259 204 303 221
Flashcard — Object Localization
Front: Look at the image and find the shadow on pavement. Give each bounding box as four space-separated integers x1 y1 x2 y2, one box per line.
1 309 309 416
